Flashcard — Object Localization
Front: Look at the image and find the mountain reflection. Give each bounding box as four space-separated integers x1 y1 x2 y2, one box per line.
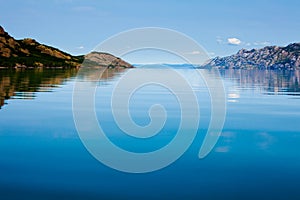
0 68 126 109
1 68 300 109
220 69 300 95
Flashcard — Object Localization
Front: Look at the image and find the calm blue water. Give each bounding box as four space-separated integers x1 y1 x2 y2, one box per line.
0 67 300 199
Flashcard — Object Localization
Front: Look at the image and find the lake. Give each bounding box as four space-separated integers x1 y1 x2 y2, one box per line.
0 67 300 199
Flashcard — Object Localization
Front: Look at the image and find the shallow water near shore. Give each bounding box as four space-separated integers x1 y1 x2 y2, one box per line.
0 67 300 199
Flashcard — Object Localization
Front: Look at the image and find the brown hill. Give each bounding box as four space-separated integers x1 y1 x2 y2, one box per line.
0 26 133 69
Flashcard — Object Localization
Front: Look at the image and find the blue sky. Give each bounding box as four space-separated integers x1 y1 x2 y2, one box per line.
1 0 299 63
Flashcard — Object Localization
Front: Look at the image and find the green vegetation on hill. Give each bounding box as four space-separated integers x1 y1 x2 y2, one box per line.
0 26 134 69
0 26 83 68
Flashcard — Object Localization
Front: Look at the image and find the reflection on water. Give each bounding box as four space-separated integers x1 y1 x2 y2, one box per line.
1 68 299 110
0 67 300 199
220 69 300 95
0 69 77 109
0 68 126 109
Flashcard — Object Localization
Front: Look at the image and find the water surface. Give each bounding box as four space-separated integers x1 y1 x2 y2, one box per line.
0 67 300 199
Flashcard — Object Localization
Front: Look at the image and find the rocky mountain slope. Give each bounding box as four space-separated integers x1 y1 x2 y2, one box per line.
203 43 300 69
0 26 84 68
0 26 133 69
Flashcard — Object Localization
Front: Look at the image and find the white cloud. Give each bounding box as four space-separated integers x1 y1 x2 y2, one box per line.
216 35 271 48
253 41 271 46
185 50 202 55
76 46 84 49
216 36 224 44
217 38 223 44
208 52 215 56
227 37 241 45
217 36 271 47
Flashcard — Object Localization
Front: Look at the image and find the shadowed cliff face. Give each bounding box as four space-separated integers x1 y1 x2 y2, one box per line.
204 43 300 69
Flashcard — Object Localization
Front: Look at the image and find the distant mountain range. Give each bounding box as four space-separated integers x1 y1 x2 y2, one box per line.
0 26 133 69
1 25 299 70
203 43 300 69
